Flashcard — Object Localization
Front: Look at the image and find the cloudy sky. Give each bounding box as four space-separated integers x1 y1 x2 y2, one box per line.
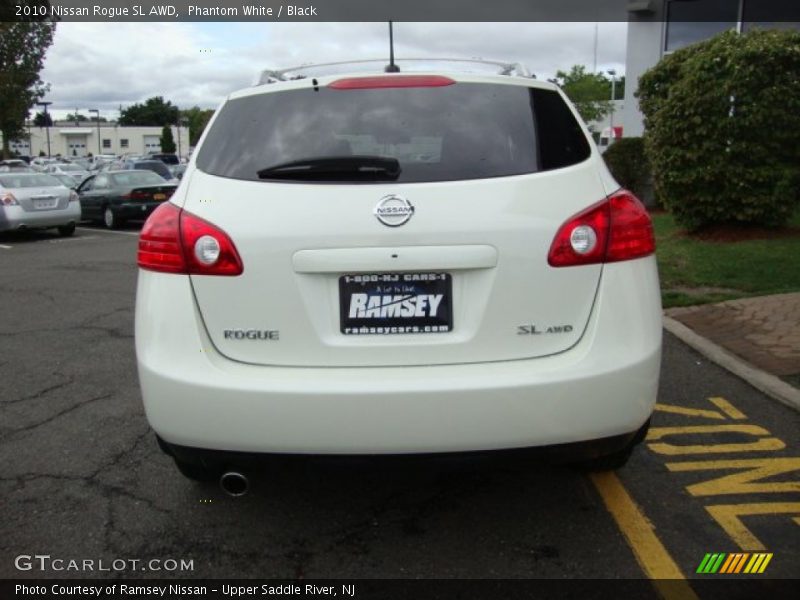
39 22 627 120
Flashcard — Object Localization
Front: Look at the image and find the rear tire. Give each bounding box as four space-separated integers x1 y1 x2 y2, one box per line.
57 223 75 237
103 207 122 229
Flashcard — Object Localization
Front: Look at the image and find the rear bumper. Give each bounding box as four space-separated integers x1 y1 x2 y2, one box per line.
136 259 662 454
115 202 160 220
159 426 647 469
0 203 81 231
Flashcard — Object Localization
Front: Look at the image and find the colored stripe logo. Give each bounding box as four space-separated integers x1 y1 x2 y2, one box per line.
696 553 773 574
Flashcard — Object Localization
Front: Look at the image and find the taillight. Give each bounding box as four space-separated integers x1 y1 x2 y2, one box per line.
548 190 655 267
122 190 150 201
137 203 185 273
180 209 243 275
1 192 19 206
137 203 243 276
328 75 456 89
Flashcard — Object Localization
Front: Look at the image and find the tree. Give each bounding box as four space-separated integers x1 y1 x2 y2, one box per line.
637 29 800 230
0 13 56 158
160 125 176 154
119 96 179 127
33 111 53 127
550 65 613 125
63 112 107 123
181 106 215 146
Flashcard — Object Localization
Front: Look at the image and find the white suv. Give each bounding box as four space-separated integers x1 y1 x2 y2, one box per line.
135 61 661 486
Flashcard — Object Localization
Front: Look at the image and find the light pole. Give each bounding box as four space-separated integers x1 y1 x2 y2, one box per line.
607 69 617 145
177 116 188 159
36 101 52 157
176 117 182 159
89 109 101 156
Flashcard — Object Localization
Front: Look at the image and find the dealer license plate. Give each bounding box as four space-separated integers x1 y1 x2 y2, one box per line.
339 272 453 335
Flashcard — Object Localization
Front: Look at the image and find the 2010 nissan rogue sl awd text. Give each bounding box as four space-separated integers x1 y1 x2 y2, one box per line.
134 60 661 485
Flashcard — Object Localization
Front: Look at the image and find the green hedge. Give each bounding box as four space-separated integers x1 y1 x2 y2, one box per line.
636 29 800 231
603 137 651 201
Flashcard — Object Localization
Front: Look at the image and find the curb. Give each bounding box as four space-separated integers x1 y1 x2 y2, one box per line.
663 316 800 413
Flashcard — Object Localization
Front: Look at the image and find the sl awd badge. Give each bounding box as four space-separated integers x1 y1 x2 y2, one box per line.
374 195 414 227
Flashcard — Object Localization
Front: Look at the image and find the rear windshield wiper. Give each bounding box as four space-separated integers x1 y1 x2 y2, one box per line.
257 155 401 181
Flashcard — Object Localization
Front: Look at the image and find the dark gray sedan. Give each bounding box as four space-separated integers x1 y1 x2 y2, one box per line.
77 170 177 229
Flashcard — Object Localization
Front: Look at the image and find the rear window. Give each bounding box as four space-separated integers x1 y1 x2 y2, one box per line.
196 82 590 184
133 161 171 179
112 171 167 187
0 174 62 188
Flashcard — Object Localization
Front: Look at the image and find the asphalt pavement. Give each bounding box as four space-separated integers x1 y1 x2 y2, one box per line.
1 226 798 592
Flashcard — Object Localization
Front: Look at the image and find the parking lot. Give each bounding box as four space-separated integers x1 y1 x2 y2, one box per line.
1 226 798 589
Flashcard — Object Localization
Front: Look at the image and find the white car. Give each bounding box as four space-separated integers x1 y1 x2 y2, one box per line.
135 61 661 490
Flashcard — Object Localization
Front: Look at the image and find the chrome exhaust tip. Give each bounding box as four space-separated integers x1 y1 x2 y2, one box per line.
219 471 249 497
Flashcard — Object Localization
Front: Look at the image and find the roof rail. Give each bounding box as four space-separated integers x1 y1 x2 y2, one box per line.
257 58 533 85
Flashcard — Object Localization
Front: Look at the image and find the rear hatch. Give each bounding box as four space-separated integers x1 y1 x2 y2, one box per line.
184 75 607 367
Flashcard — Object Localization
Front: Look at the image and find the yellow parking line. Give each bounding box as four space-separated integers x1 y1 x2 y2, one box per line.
654 403 724 420
708 397 747 420
705 502 800 551
590 471 698 600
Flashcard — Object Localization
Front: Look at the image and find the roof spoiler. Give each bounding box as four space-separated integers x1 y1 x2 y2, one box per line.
257 58 533 85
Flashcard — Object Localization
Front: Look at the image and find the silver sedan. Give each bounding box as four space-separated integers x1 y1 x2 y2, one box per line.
0 172 82 236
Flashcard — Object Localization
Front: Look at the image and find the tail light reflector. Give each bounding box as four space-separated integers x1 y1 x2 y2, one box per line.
548 190 655 267
137 203 243 276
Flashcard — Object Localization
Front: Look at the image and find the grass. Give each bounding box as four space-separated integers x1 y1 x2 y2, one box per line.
652 210 800 308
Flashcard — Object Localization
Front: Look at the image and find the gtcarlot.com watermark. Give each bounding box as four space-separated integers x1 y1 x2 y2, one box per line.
14 554 194 573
